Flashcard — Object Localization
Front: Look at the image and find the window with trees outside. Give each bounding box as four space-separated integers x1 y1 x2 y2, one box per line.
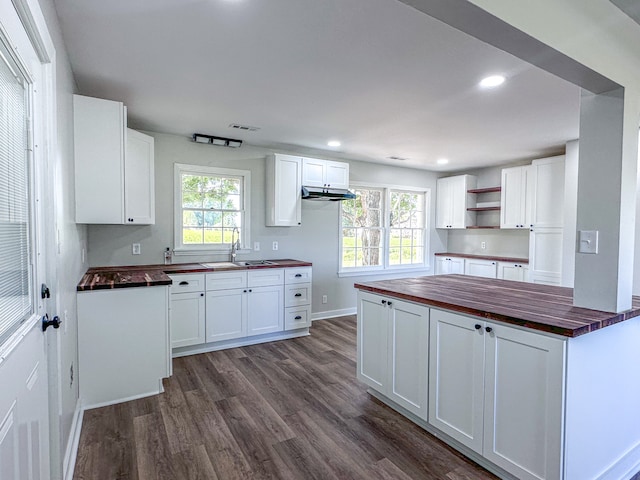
174 164 250 252
340 186 427 272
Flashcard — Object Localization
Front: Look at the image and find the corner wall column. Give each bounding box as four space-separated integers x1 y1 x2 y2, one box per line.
574 87 639 312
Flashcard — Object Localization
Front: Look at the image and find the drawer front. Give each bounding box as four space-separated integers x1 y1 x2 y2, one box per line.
285 306 311 330
169 273 205 293
285 283 311 307
206 271 248 291
248 268 285 287
285 267 312 284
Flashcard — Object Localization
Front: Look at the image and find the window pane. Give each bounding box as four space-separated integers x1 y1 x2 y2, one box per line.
203 192 222 209
182 191 203 208
204 228 222 243
183 228 203 244
183 210 201 227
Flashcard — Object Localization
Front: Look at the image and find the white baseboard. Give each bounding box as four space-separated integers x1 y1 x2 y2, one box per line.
172 328 310 358
311 308 356 321
596 440 640 480
81 388 164 411
63 398 83 480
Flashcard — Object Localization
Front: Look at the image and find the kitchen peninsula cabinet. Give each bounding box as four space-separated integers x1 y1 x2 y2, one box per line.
357 291 428 419
436 174 477 229
429 308 564 480
74 94 155 224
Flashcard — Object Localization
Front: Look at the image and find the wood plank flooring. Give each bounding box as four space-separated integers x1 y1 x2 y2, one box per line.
73 316 497 480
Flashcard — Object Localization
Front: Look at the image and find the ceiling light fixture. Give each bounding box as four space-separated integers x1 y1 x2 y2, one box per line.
327 140 341 147
437 158 449 165
387 156 409 161
479 75 506 88
192 133 243 148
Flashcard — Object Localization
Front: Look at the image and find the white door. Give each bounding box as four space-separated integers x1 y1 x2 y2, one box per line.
387 300 428 419
170 292 206 348
529 227 563 285
449 175 467 228
483 322 565 480
356 292 389 391
247 285 284 335
0 5 57 479
325 160 349 189
530 156 565 228
301 158 326 187
125 128 155 224
464 259 497 278
429 309 485 453
206 289 246 342
435 177 451 228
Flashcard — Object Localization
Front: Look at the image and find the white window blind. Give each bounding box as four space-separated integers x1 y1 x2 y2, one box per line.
0 47 32 345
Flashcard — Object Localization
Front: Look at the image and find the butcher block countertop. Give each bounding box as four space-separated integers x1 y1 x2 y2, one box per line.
77 259 312 292
355 275 640 337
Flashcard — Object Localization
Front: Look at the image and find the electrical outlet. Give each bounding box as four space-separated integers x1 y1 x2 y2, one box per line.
132 243 141 255
272 241 278 251
322 295 328 304
481 241 486 250
254 242 260 251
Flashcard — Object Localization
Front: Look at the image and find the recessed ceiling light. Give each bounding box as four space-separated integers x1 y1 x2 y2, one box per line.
327 140 341 147
479 75 506 88
437 158 449 165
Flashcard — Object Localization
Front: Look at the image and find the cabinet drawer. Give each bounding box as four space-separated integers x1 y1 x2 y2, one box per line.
206 271 248 291
285 283 311 307
285 306 311 330
285 267 312 284
248 268 284 287
169 274 205 293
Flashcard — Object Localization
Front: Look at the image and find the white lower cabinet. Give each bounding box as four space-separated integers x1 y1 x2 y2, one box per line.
464 258 497 278
357 291 428 419
497 261 529 282
428 308 565 480
169 273 206 348
435 256 465 275
247 285 284 335
206 288 246 342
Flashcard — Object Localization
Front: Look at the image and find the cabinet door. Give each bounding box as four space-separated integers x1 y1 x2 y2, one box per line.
170 292 205 348
285 306 311 330
429 309 485 453
388 300 429 419
74 94 125 224
357 292 389 391
529 227 562 285
464 258 497 278
449 257 465 274
483 323 565 480
266 154 301 226
501 166 532 229
125 129 155 224
205 288 246 342
301 158 326 187
496 262 526 282
325 160 349 189
449 175 475 228
435 257 449 274
530 156 564 228
247 285 284 336
435 177 451 228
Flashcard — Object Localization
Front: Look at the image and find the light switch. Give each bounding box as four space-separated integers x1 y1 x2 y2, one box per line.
578 230 598 254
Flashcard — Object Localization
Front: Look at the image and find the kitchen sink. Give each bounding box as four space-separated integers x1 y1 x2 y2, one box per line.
234 260 276 266
200 262 242 268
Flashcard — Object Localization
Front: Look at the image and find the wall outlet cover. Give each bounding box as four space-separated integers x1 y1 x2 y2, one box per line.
132 243 141 255
578 230 598 254
254 242 260 251
272 241 278 251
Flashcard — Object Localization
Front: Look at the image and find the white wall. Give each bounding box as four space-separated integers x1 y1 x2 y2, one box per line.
87 132 445 315
37 0 87 476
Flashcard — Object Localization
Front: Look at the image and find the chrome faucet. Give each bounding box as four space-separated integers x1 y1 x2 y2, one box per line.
230 227 240 262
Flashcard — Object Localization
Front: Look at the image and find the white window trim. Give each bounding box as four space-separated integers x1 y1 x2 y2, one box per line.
338 182 431 277
173 163 251 255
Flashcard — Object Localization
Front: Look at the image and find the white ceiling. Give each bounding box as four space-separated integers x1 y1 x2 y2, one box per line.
52 0 580 172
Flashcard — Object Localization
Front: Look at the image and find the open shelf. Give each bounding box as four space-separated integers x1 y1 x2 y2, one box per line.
468 186 501 194
466 225 501 229
468 206 500 212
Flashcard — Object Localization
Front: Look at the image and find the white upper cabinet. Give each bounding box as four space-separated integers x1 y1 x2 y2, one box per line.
436 175 477 229
500 165 534 229
74 94 155 224
530 156 565 228
266 154 302 227
302 157 349 189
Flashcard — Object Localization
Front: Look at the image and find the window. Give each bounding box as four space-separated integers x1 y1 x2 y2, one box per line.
340 186 428 273
174 164 251 252
0 40 33 345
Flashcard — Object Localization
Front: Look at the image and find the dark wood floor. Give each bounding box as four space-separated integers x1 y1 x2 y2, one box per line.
73 316 497 479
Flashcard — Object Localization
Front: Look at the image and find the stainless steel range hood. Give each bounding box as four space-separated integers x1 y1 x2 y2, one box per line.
301 186 356 201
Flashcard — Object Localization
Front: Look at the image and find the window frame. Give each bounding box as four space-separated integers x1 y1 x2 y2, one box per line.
338 182 430 276
173 163 251 255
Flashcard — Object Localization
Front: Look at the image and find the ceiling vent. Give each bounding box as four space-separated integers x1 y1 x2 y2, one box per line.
229 123 260 132
387 156 409 161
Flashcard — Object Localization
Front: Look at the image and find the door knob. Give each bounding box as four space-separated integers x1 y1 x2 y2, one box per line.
42 314 61 332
